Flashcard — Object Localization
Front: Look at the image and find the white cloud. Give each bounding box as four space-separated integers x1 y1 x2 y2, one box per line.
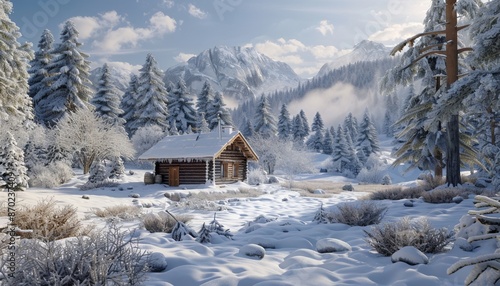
162 0 175 8
188 4 207 19
368 22 423 44
316 20 334 36
309 45 340 59
174 52 196 63
77 11 177 53
94 59 142 75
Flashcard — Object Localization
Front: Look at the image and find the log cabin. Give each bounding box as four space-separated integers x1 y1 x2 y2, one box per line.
138 127 258 186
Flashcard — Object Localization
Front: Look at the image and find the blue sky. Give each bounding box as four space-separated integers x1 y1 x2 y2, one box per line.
10 0 429 78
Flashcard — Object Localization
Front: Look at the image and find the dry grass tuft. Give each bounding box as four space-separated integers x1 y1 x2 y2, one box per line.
421 188 468 204
142 211 192 233
92 204 142 220
418 174 446 191
328 201 387 226
365 186 425 200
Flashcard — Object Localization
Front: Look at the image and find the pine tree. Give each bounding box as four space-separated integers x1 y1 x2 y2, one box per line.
196 112 210 133
322 128 334 155
332 125 350 173
206 91 233 130
291 114 307 146
306 129 324 152
343 112 358 143
0 132 28 191
356 109 381 162
91 63 125 131
0 0 33 126
129 54 169 134
197 81 214 120
29 29 53 103
88 162 107 184
299 110 309 137
168 80 197 133
35 21 92 127
240 117 254 138
311 112 324 132
277 104 292 140
196 223 211 243
253 95 277 138
121 74 139 137
108 156 125 179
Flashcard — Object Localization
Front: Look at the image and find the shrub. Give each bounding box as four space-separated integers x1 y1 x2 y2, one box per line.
12 199 87 241
28 161 74 188
80 179 120 191
418 174 445 191
247 169 267 185
356 165 387 184
1 224 149 285
421 188 468 204
365 217 452 256
93 205 142 220
142 211 192 233
328 201 387 226
366 186 425 201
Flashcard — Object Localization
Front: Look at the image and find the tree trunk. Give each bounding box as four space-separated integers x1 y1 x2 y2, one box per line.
446 114 461 186
434 149 443 178
445 0 461 186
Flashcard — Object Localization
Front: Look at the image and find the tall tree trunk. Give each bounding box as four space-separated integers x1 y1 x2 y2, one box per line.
445 0 461 186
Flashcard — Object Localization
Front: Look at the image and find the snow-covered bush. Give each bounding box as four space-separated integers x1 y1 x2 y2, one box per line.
131 125 166 159
142 211 192 233
80 180 119 191
12 199 87 241
418 173 445 191
448 196 500 285
92 205 142 220
365 217 452 256
247 168 267 185
1 224 149 285
366 186 424 201
28 161 73 188
328 201 387 226
421 188 468 204
356 165 387 184
381 175 392 185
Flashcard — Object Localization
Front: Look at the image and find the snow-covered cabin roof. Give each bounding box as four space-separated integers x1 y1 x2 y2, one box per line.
138 130 258 162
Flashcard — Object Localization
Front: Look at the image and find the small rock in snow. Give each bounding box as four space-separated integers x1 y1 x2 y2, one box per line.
452 196 464 204
268 176 279 184
474 179 489 188
404 201 414 207
129 193 140 198
239 244 265 259
282 197 288 202
342 184 354 191
81 195 89 200
148 252 168 272
391 246 429 265
313 189 326 194
316 238 352 253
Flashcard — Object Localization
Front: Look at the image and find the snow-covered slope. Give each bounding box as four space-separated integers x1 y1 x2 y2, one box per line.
317 40 391 78
89 65 132 95
164 46 301 101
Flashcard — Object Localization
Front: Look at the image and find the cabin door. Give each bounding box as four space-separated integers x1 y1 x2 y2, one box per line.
169 166 179 187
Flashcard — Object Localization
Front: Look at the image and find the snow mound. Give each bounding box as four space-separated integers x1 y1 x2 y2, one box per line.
148 252 168 272
391 246 429 265
239 244 266 259
316 238 352 253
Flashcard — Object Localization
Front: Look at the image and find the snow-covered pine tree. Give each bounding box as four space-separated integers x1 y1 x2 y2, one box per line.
356 109 381 163
35 21 92 127
28 29 53 102
108 156 125 179
240 117 254 138
343 112 358 143
87 162 108 184
0 132 28 191
291 114 307 146
168 80 197 133
129 53 169 134
253 95 277 138
277 104 292 141
313 203 329 224
91 63 125 131
206 91 233 131
0 0 33 126
306 129 324 152
196 112 210 133
332 125 350 173
322 128 334 155
197 81 214 121
343 126 362 176
311 112 324 132
121 74 139 137
299 110 309 138
196 223 211 243
382 93 398 137
208 213 233 239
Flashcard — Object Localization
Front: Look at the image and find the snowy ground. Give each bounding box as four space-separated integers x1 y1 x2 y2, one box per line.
0 139 492 285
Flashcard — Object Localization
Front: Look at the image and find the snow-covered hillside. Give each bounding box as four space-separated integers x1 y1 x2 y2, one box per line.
316 40 392 78
164 46 302 102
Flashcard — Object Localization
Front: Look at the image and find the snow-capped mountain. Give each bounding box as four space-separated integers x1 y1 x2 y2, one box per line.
89 65 133 95
164 46 301 102
316 40 392 78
